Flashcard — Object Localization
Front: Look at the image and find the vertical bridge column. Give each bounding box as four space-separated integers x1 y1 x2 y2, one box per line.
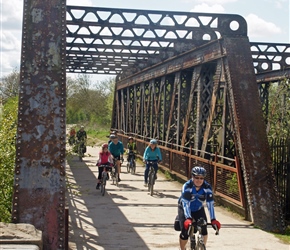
12 1 66 249
222 37 284 232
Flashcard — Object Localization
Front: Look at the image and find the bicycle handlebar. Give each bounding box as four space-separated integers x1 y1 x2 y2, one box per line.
189 222 219 235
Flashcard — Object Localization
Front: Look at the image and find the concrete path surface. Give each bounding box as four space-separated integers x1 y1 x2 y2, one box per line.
66 146 289 250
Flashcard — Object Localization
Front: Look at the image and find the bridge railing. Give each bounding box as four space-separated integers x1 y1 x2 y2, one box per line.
117 132 245 209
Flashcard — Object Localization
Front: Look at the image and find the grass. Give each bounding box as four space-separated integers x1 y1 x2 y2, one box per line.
274 225 290 244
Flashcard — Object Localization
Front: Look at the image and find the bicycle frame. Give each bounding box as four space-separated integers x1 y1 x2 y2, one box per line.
77 140 85 162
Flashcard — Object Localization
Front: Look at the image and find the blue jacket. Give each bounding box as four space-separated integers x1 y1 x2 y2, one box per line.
108 141 124 157
179 179 216 220
143 146 162 161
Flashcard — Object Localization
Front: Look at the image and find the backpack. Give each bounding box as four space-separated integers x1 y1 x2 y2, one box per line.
174 215 181 231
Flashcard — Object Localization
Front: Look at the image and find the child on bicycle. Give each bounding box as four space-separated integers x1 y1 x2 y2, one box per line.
96 143 113 189
178 166 221 250
127 137 136 163
143 139 162 187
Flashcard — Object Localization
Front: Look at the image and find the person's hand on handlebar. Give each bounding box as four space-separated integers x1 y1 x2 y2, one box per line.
183 218 192 230
211 219 221 235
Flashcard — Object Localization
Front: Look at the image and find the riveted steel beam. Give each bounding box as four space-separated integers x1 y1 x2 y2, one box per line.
13 1 67 249
66 6 247 75
221 37 284 232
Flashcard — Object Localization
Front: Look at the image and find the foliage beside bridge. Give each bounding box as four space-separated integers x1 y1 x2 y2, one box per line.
0 97 17 222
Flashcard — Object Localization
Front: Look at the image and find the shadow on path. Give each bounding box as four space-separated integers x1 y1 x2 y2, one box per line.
66 156 151 250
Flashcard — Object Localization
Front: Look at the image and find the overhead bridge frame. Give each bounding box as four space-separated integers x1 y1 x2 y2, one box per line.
13 2 289 249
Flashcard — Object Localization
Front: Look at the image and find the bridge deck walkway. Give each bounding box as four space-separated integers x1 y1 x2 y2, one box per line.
66 146 288 250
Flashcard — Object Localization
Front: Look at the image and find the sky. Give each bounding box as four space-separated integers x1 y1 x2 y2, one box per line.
0 0 289 82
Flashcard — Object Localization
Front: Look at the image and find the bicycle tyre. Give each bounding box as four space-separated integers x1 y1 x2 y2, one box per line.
101 183 105 196
148 170 154 196
127 163 130 173
78 144 83 161
111 168 115 185
132 161 136 174
195 242 206 250
115 166 119 187
101 174 106 196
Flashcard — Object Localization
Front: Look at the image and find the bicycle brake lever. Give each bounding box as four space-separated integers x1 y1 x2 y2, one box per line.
213 225 219 235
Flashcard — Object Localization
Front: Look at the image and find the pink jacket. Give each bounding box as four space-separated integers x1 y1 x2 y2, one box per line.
97 152 113 166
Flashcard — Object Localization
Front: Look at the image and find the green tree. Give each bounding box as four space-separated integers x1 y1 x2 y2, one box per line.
0 69 20 103
66 74 115 125
0 97 18 222
267 79 290 139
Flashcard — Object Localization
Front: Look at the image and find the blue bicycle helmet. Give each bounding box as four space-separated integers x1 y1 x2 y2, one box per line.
150 139 158 144
191 166 206 177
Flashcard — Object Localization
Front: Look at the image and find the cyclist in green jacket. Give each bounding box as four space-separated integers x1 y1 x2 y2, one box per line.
127 137 136 163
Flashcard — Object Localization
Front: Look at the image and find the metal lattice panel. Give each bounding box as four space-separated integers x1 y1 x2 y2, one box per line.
66 6 247 75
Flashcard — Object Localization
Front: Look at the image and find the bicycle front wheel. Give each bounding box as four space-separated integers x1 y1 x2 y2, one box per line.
101 183 105 196
78 145 83 161
131 161 136 174
148 171 154 196
195 241 206 250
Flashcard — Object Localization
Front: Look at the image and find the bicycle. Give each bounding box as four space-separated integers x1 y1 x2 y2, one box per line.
76 140 85 161
146 161 157 196
188 217 219 250
100 165 112 196
68 135 75 146
111 159 119 187
127 151 136 174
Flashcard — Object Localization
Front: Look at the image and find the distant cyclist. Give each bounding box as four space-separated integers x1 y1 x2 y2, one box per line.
96 143 113 189
68 127 76 145
76 125 87 142
127 137 136 163
76 125 87 155
108 134 124 182
143 139 162 187
178 166 221 250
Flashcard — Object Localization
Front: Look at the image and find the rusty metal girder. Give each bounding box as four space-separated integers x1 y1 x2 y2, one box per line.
221 37 284 232
65 6 290 84
250 42 290 74
66 6 247 75
13 1 67 250
256 68 290 83
116 40 224 89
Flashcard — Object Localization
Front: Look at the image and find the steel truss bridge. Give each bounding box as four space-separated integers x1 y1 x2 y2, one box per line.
13 2 289 249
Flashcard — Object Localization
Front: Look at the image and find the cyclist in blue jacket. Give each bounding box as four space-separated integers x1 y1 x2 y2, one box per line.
143 139 162 186
178 166 221 250
108 134 124 182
